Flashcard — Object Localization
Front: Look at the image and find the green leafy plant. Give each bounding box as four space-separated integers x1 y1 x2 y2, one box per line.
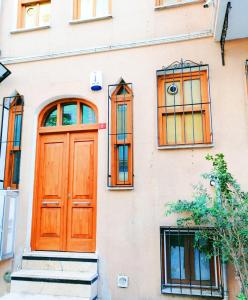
166 153 248 299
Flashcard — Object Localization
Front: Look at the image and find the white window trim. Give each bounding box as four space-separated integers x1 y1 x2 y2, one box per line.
11 25 51 34
155 0 204 10
69 15 112 25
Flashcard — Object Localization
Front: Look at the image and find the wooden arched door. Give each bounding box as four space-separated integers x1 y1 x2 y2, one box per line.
31 99 98 252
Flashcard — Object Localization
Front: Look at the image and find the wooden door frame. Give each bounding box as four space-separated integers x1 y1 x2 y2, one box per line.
31 98 98 252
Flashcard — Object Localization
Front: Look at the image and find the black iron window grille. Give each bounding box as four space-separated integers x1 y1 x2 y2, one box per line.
157 59 213 148
107 81 134 187
0 95 24 190
160 227 223 298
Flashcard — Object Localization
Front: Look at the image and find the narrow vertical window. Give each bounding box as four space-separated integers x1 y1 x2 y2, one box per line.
108 81 133 187
0 96 24 189
18 0 51 29
157 60 212 148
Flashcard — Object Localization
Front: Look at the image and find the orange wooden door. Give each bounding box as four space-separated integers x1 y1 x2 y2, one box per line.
34 133 68 251
32 131 97 252
66 132 97 252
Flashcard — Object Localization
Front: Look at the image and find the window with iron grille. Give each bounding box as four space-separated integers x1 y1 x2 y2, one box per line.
157 60 213 148
108 81 133 188
160 227 223 297
0 95 24 190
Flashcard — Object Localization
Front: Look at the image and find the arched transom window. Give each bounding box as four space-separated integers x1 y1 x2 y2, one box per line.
41 100 97 128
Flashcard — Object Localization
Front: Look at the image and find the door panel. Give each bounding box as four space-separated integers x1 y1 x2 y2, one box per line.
34 134 68 251
67 132 97 252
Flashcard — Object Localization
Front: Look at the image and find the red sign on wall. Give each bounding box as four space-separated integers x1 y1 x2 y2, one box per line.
98 123 106 130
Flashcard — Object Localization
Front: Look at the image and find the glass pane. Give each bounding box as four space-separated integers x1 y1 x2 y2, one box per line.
25 5 37 28
44 108 57 127
62 104 77 125
184 79 201 105
118 145 128 182
96 0 109 17
194 249 211 281
13 114 22 147
80 0 93 18
117 104 127 140
169 235 186 280
185 112 203 143
165 81 180 106
39 2 51 26
12 151 21 185
164 114 182 144
81 104 96 124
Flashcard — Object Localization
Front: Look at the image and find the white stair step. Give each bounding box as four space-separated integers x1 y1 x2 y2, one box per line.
0 293 97 300
11 270 98 299
23 251 98 260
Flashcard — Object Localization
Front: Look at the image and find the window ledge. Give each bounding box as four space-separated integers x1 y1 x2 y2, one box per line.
162 287 222 298
11 25 51 34
69 15 112 25
155 0 203 10
158 143 214 150
107 186 134 191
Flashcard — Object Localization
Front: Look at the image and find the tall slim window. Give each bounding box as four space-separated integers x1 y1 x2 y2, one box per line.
73 0 110 20
108 81 133 187
160 227 223 297
0 96 24 189
18 0 51 29
157 60 212 147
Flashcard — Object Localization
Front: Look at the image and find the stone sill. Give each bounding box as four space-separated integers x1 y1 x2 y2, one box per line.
107 186 134 191
155 0 203 10
162 287 222 297
69 15 112 25
158 143 214 150
11 25 51 34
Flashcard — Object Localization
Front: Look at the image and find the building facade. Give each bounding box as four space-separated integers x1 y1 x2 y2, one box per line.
0 0 247 299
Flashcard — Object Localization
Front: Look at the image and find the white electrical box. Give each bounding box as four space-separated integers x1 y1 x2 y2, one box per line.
90 71 103 91
0 190 18 261
117 275 129 288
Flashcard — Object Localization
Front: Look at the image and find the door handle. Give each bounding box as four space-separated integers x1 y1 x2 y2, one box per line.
42 201 60 206
73 201 91 206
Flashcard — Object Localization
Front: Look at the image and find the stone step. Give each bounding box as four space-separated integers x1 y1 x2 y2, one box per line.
11 270 98 299
0 293 97 300
22 252 98 273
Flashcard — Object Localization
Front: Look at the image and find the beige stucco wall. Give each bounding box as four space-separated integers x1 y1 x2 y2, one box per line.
0 0 247 299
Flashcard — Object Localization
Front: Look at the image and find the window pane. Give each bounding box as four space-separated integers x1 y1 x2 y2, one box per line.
62 104 77 125
81 104 96 124
194 249 211 281
96 0 109 17
169 235 186 280
12 151 21 185
44 108 57 127
165 81 180 106
118 145 128 182
185 112 203 143
184 79 201 105
80 0 93 18
164 114 182 144
39 2 51 26
13 114 22 147
117 104 127 140
24 5 37 28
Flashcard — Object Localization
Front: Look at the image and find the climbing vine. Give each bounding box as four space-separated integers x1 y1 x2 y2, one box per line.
166 154 248 299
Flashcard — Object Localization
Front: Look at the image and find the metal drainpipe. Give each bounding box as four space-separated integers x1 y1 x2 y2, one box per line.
214 179 229 300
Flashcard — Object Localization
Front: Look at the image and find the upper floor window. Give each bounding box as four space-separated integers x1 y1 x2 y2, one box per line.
155 0 200 8
18 0 51 29
73 0 111 20
42 101 97 127
157 60 213 148
160 227 223 297
0 95 24 190
108 81 134 188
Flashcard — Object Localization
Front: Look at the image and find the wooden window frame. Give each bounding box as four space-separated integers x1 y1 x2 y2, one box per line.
157 70 212 147
109 83 133 187
4 99 24 189
17 0 51 29
73 0 112 20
